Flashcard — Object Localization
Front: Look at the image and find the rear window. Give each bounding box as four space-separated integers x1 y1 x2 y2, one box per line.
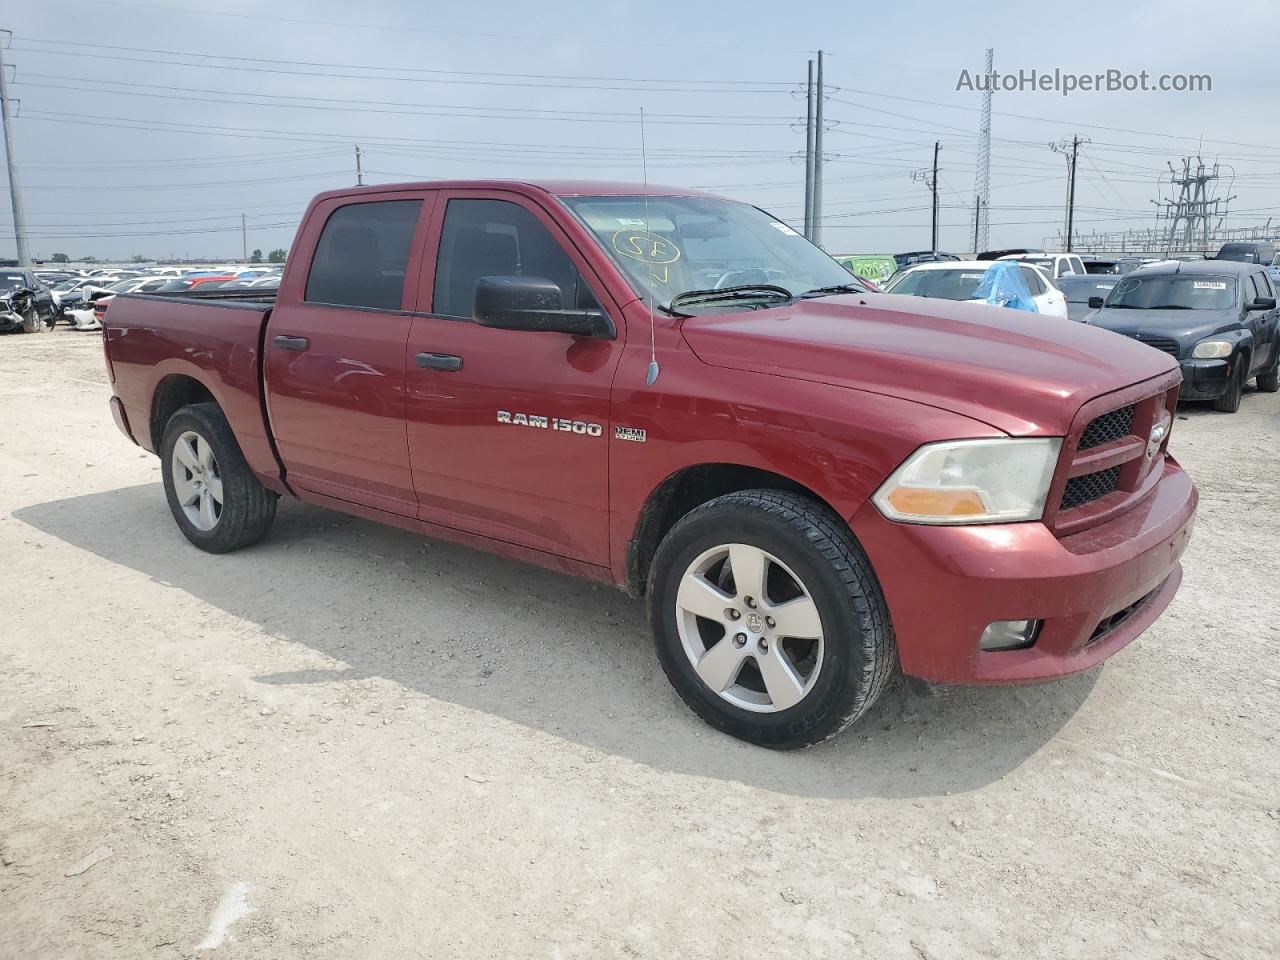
1057 278 1117 303
886 268 988 300
305 200 423 310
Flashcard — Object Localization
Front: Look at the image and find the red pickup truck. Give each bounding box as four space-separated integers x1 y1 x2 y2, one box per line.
102 180 1197 748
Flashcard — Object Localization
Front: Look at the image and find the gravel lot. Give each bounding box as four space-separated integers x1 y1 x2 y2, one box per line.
2 330 1277 960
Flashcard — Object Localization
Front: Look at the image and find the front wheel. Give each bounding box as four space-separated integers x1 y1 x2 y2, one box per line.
647 490 895 749
20 308 43 334
160 402 277 553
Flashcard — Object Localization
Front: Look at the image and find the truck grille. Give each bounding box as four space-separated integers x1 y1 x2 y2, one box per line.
1053 378 1179 523
1133 335 1180 357
1078 404 1136 450
1061 466 1121 510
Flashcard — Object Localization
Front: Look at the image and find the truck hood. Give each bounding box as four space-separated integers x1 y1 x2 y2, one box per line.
1087 307 1239 352
678 293 1177 435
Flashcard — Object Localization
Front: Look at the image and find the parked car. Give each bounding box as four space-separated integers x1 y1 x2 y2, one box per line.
51 275 120 308
893 250 961 269
976 247 1042 261
1086 260 1279 412
0 269 59 332
1082 259 1119 275
833 253 898 285
67 276 174 330
998 252 1088 280
102 179 1196 748
153 275 237 293
882 260 1068 318
1214 241 1277 265
1056 275 1122 323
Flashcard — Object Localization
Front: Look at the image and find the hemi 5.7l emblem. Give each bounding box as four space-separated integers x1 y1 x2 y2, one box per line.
615 426 647 443
497 410 603 437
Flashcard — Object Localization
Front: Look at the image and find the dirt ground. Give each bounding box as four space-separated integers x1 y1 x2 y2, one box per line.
1 330 1277 960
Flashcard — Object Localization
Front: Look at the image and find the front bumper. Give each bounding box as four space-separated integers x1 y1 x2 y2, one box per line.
1178 358 1230 399
851 456 1197 684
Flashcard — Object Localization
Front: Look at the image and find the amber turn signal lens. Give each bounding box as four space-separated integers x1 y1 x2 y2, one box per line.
884 487 986 518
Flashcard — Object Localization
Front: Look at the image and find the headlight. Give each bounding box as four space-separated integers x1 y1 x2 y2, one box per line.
873 438 1062 525
1191 340 1232 359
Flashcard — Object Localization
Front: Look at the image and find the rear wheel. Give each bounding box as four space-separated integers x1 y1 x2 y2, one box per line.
160 403 277 553
1213 359 1246 413
648 490 895 749
1257 352 1279 393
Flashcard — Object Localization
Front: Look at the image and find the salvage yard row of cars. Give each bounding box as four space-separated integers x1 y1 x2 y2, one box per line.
0 264 282 333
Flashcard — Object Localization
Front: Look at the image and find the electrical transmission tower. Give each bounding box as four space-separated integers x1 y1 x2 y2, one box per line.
1154 157 1234 254
971 47 993 252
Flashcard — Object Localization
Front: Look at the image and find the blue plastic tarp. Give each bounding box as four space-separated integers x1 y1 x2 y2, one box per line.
969 261 1039 313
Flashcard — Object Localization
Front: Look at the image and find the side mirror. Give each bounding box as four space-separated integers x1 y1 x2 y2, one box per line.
1088 296 1105 309
1248 296 1276 311
473 276 610 337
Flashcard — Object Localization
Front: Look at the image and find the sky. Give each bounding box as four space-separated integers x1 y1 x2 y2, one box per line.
2 0 1278 262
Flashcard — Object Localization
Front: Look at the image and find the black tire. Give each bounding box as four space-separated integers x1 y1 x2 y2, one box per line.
1213 359 1246 413
647 489 895 749
160 402 277 553
1257 353 1279 393
20 308 43 334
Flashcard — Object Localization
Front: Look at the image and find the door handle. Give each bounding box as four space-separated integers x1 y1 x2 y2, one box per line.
273 335 310 352
415 352 463 372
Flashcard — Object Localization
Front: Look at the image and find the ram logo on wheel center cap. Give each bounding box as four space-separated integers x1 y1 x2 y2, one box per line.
745 612 765 633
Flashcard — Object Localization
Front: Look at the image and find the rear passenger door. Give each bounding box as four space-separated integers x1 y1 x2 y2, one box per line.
264 193 432 516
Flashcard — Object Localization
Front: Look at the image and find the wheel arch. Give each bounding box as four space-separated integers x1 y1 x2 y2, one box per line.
624 462 847 597
150 373 218 452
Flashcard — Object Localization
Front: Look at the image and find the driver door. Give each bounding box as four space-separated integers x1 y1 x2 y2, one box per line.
403 191 625 565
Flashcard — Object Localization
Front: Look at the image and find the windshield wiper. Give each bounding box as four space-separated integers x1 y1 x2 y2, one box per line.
799 283 866 298
668 284 794 312
1148 304 1192 310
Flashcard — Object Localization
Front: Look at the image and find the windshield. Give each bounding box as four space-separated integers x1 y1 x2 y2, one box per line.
884 267 991 301
561 195 855 311
106 278 139 292
1216 246 1261 263
1107 274 1237 310
0 272 27 292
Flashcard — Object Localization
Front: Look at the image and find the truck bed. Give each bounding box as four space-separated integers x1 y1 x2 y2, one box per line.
103 290 285 491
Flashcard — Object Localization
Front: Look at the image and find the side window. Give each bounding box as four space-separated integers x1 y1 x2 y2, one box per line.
432 198 599 319
1070 257 1085 276
1259 272 1276 298
305 199 423 311
1019 265 1045 295
1248 274 1263 302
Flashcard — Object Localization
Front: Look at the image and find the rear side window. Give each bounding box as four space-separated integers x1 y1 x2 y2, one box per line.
1019 265 1046 295
432 198 597 319
305 200 423 310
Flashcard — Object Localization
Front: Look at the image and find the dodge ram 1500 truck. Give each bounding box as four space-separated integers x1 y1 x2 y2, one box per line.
102 180 1198 748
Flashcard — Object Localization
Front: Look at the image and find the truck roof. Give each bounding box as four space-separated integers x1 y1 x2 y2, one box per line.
309 179 721 204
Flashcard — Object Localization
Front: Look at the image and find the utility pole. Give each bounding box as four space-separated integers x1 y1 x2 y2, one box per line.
931 141 940 254
812 49 825 249
0 33 30 267
241 212 247 262
355 145 364 186
1050 135 1089 251
1066 136 1079 252
803 59 814 240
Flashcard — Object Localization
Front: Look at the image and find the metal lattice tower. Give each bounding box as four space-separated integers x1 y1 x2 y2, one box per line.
1154 157 1234 255
972 47 993 252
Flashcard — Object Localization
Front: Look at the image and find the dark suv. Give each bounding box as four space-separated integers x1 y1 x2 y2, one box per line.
1087 260 1280 412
